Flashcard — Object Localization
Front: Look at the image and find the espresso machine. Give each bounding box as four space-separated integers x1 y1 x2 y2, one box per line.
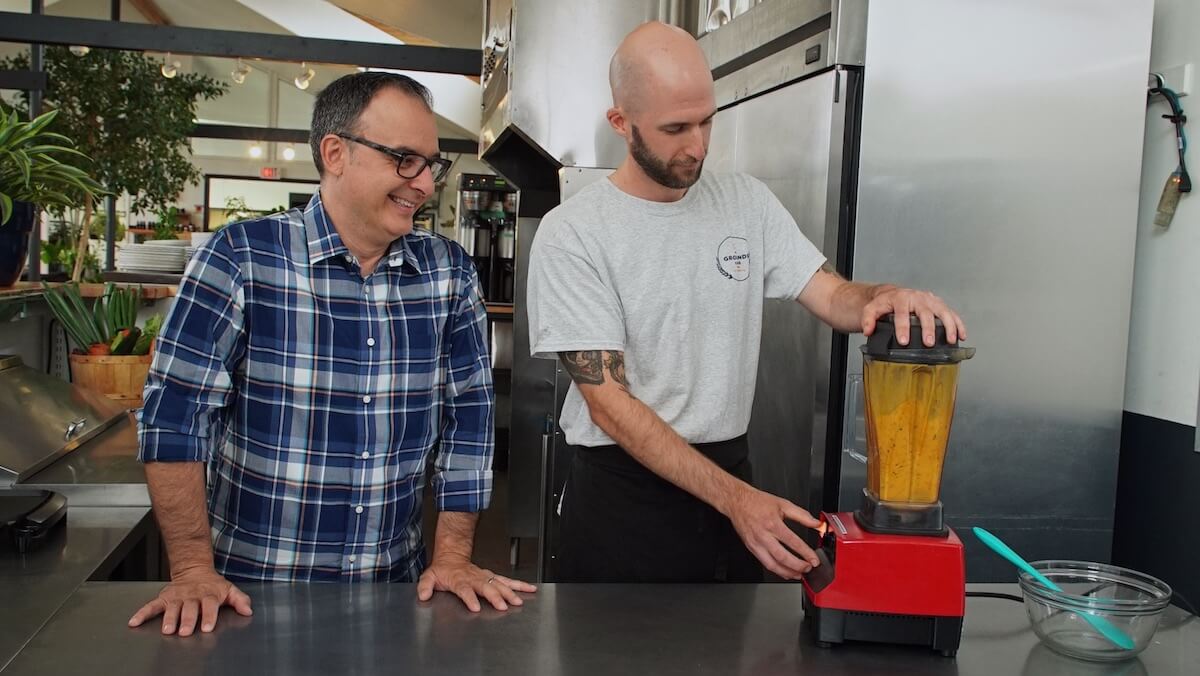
803 315 975 656
455 173 517 303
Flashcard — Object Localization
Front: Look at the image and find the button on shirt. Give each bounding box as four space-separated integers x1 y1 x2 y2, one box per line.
138 192 494 582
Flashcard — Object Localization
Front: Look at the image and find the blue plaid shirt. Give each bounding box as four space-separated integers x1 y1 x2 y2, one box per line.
138 192 494 582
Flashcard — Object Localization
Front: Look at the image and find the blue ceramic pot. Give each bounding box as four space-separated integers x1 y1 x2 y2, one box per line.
0 201 36 287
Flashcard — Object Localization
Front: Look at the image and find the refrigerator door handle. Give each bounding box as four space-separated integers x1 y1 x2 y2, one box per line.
843 373 867 464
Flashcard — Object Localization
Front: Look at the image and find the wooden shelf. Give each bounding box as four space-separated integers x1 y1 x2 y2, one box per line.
0 284 43 302
0 281 177 300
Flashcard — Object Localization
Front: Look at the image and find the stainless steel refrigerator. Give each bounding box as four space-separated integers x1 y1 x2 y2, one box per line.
481 0 1153 582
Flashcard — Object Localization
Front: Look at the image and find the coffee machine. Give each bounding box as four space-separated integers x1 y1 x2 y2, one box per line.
455 173 517 303
803 315 975 656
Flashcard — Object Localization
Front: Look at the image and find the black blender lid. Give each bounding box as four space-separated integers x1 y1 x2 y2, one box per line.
862 313 976 365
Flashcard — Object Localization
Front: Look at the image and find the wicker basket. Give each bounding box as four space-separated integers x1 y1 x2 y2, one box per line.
68 353 153 407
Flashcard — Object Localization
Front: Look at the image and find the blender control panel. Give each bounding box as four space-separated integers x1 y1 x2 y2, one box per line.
805 514 841 593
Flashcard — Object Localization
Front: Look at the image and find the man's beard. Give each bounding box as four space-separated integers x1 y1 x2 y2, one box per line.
630 125 703 190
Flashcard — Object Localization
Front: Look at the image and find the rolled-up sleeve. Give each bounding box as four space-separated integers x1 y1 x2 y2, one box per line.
138 231 246 463
432 263 494 512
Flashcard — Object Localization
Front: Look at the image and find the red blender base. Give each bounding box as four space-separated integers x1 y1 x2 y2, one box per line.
801 511 966 657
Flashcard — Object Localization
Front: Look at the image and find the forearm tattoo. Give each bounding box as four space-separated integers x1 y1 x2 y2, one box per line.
604 351 629 389
560 351 605 385
560 350 631 394
821 262 845 280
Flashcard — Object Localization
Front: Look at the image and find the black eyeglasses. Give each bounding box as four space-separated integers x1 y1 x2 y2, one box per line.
335 133 452 182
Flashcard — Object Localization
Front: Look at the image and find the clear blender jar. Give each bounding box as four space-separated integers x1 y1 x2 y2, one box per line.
855 314 974 535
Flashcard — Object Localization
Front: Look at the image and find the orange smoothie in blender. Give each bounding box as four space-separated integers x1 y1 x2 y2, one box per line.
863 358 961 504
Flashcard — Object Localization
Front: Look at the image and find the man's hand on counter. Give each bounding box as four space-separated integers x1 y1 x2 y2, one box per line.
417 555 537 613
127 567 253 636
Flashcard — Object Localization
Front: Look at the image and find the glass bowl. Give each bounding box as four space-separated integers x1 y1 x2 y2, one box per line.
1019 560 1172 662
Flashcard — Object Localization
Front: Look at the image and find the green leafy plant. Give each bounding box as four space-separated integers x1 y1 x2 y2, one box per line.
40 219 101 281
0 108 105 225
41 282 161 355
0 48 227 215
132 314 162 355
88 210 126 242
2 48 223 280
151 211 178 240
151 223 177 240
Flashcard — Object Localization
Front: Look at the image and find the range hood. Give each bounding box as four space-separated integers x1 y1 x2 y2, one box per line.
478 0 699 203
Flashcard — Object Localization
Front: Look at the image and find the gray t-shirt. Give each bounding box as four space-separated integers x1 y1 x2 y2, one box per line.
527 172 825 447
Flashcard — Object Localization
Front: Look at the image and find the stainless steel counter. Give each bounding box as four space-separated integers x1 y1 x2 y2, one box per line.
2 582 1195 675
0 506 152 671
1 415 1194 675
19 414 149 507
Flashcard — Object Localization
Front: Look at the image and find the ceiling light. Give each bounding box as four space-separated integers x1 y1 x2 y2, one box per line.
161 53 180 79
294 62 315 90
281 145 296 161
231 58 251 85
248 143 264 159
68 45 90 57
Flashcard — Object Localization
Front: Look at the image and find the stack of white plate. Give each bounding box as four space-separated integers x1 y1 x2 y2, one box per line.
116 240 189 273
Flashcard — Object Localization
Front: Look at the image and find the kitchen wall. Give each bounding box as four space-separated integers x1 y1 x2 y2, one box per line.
1114 0 1200 609
1124 0 1200 426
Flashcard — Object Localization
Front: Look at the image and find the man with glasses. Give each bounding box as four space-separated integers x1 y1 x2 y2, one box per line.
132 72 534 637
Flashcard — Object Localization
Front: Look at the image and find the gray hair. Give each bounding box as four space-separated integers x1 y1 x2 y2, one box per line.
309 71 434 175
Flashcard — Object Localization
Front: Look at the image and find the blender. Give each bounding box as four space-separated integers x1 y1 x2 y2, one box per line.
802 314 975 656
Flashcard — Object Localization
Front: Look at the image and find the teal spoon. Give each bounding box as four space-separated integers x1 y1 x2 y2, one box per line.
972 527 1134 650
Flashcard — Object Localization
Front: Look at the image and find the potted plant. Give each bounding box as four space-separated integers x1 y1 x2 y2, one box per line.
152 207 179 240
40 212 121 281
0 47 226 279
88 210 126 242
41 218 101 282
0 108 104 287
41 282 163 406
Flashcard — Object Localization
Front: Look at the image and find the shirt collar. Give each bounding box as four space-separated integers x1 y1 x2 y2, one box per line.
303 191 423 274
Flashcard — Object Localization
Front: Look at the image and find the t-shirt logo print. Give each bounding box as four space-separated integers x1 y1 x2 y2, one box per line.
716 236 751 281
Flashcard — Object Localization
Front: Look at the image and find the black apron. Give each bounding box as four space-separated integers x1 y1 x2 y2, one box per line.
555 435 763 583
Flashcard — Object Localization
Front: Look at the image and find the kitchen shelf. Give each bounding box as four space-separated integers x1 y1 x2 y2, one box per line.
1 281 176 300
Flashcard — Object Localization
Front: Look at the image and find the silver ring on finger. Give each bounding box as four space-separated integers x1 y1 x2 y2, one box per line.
486 576 496 585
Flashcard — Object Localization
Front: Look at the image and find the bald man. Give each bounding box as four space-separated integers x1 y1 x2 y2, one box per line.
526 22 966 583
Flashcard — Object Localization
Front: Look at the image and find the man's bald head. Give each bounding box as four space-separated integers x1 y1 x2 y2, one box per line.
606 22 716 192
609 21 713 114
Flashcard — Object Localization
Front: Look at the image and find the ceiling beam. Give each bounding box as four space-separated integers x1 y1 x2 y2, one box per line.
0 11 482 76
192 124 310 143
190 123 477 155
